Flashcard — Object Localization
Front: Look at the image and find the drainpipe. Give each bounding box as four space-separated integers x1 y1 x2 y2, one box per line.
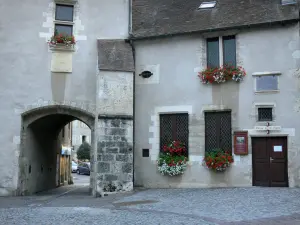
127 38 136 187
127 0 136 189
128 0 132 36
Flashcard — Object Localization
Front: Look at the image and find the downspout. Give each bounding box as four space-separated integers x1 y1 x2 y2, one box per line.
126 0 135 189
128 0 132 36
130 41 136 187
128 0 136 187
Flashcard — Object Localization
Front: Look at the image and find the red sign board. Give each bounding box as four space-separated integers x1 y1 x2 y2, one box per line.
234 131 248 155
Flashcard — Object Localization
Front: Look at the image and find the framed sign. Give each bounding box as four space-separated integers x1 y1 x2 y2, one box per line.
234 131 248 155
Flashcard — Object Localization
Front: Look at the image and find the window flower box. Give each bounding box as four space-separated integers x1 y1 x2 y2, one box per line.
157 141 188 176
198 66 246 84
48 32 76 51
203 149 234 172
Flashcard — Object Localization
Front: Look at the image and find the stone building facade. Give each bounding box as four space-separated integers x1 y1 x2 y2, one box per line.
132 0 300 188
0 0 300 197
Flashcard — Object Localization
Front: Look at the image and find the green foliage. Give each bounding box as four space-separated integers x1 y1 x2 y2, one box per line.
77 142 91 160
158 153 187 166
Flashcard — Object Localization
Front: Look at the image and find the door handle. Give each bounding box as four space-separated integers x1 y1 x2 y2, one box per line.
270 157 274 162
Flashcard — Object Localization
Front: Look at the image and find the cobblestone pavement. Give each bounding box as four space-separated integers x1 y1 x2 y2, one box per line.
1 186 300 224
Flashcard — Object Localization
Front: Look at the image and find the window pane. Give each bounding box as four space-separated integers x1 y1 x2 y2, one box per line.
55 24 73 36
223 36 236 67
159 114 173 152
55 4 74 21
207 37 219 68
256 76 278 91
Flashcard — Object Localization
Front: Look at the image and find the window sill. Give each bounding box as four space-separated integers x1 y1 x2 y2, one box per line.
49 44 75 52
54 20 74 25
255 90 279 94
54 0 78 5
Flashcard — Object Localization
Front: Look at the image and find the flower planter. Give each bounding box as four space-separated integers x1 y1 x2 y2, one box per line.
198 66 246 84
203 149 234 172
157 141 188 176
48 32 76 52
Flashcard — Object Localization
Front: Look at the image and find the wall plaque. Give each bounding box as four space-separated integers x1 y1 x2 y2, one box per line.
51 52 73 73
234 131 248 155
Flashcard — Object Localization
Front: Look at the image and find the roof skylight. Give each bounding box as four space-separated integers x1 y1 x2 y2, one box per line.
281 0 296 5
198 1 216 9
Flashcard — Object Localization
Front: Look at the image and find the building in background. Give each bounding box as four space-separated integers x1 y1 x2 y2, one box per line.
58 123 73 186
71 120 91 162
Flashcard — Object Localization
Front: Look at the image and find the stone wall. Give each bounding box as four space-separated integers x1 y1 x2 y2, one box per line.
96 117 133 196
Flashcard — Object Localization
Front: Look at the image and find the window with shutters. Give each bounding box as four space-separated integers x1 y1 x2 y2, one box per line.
205 111 232 153
207 35 236 68
159 113 189 156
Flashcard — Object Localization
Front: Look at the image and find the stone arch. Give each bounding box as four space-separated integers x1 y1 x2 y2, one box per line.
18 105 96 196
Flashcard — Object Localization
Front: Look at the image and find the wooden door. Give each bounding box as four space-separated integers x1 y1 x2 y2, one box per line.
252 137 288 187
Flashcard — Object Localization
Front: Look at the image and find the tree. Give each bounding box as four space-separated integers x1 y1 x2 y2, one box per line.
77 142 91 160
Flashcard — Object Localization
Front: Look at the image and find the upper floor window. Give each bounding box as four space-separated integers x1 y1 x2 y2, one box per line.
207 35 236 68
54 4 74 36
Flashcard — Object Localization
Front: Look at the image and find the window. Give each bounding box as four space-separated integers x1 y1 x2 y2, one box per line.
206 36 236 68
82 135 86 143
255 75 279 92
54 4 74 36
207 37 219 68
205 111 232 153
62 127 65 138
159 113 189 155
223 36 236 67
258 108 273 121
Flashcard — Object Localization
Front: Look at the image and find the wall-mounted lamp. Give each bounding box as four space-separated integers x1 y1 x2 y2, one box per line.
139 70 153 78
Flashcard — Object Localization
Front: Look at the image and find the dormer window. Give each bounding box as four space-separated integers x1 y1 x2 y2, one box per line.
199 1 216 9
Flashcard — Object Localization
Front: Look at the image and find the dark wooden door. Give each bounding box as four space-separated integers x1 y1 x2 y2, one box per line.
252 137 288 187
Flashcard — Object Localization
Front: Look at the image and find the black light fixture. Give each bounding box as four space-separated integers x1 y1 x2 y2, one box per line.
139 70 153 78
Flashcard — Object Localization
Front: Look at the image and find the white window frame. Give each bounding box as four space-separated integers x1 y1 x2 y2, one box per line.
53 0 76 36
206 35 237 68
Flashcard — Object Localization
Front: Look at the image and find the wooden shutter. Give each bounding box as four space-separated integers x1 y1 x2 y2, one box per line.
160 113 189 154
205 111 232 153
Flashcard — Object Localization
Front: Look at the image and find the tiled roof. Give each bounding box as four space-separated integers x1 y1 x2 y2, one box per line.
131 0 299 39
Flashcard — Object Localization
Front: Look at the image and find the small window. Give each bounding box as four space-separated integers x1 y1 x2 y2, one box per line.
223 36 236 67
258 108 273 121
256 75 279 92
55 4 74 22
54 24 73 36
207 37 219 68
82 135 86 143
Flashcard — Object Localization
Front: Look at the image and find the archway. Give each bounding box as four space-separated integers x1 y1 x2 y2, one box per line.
18 105 96 196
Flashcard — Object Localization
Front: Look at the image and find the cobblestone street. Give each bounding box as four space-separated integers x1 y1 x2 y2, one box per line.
1 186 300 224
